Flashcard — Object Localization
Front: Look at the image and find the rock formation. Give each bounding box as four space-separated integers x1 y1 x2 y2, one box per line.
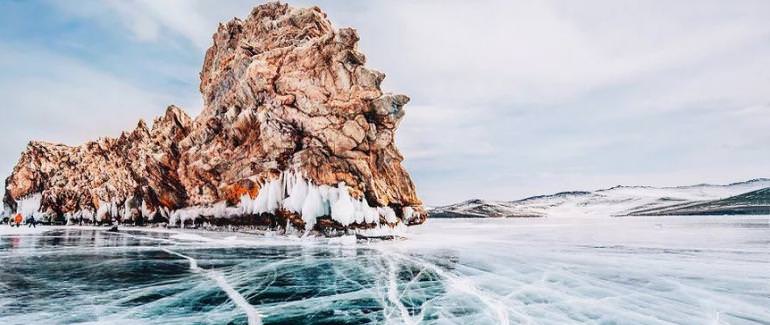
4 2 426 234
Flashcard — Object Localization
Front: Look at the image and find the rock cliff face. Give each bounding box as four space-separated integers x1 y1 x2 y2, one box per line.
4 2 426 233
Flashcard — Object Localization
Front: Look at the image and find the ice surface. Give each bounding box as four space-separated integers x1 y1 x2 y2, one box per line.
392 216 770 324
1 216 769 324
0 225 51 235
162 248 263 325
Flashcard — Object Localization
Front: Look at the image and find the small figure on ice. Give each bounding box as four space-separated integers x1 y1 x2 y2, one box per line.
27 215 36 228
14 213 23 228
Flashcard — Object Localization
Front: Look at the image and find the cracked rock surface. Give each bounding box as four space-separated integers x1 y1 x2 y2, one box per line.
4 2 426 230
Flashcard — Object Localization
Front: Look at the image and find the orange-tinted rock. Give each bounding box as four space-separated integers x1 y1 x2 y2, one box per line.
3 2 425 231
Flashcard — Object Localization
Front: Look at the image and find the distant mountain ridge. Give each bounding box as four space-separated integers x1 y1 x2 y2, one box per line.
631 187 770 216
429 178 770 218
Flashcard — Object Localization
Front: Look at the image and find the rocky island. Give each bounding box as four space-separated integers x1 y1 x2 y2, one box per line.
3 2 426 235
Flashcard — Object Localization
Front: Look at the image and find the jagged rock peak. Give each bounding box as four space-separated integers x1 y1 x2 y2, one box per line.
4 2 426 234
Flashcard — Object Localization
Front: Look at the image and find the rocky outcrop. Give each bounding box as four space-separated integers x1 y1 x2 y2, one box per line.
4 2 426 233
5 106 193 225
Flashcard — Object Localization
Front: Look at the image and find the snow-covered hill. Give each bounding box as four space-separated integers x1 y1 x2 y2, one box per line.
632 187 770 216
430 179 770 218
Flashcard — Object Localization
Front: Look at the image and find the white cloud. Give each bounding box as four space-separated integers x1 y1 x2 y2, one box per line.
60 0 770 109
3 0 769 205
0 44 189 140
108 0 214 49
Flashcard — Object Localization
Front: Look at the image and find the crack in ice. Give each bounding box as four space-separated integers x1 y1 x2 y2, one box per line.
384 251 514 325
385 257 419 325
162 248 263 325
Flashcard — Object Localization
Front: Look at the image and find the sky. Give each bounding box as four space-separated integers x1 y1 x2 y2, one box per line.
1 0 769 206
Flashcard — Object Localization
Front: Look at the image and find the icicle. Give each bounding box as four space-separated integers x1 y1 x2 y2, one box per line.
110 201 118 220
266 177 283 212
253 182 270 214
209 201 230 218
82 209 95 223
284 173 309 213
378 207 398 224
331 182 356 226
141 200 152 218
301 183 326 230
239 194 255 214
97 170 408 232
123 202 131 220
16 193 42 217
403 207 415 223
362 202 379 224
96 201 110 220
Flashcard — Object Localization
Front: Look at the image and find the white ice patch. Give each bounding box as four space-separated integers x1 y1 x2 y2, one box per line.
141 201 152 218
331 183 357 226
168 201 245 227
232 170 409 231
95 200 112 220
169 208 199 227
16 193 42 218
122 202 131 220
403 207 415 223
82 209 94 222
52 170 417 232
300 183 327 229
327 235 357 246
0 225 51 235
110 201 119 219
354 222 409 238
283 173 308 214
379 207 398 224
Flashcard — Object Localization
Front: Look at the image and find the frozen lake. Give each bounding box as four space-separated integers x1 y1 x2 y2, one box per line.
1 216 769 324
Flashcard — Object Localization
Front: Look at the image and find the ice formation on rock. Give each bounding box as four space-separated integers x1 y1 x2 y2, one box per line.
15 193 42 219
160 170 413 233
3 2 426 235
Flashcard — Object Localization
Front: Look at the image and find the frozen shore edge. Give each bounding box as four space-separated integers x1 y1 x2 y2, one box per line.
7 171 425 238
